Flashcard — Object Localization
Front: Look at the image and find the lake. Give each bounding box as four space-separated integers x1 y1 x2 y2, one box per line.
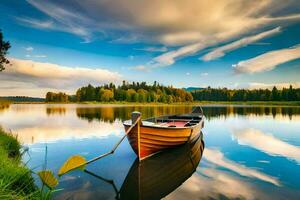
0 104 300 200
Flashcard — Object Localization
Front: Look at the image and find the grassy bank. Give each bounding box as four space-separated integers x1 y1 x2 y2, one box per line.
0 128 38 199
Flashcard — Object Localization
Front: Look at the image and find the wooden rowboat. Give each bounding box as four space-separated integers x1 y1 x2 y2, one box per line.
123 106 204 160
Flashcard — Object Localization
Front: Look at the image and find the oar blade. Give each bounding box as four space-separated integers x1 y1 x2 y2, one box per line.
58 155 87 176
38 170 58 189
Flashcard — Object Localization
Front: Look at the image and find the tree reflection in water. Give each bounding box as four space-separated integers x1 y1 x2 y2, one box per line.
75 105 300 123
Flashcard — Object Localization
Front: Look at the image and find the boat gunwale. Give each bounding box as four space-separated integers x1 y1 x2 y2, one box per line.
123 114 204 130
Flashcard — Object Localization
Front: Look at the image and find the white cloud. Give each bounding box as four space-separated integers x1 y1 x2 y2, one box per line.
201 72 208 76
203 148 280 186
129 65 149 72
20 1 300 45
25 54 47 58
25 46 34 51
232 128 300 164
0 58 122 97
201 27 281 61
17 0 93 43
153 42 211 67
135 46 168 52
34 55 47 58
18 0 300 67
17 17 54 29
233 45 300 73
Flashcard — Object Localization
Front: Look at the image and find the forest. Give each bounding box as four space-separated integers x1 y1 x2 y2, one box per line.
191 86 300 101
45 82 300 103
46 81 193 103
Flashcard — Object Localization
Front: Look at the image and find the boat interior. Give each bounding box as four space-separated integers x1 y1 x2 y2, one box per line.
145 114 203 128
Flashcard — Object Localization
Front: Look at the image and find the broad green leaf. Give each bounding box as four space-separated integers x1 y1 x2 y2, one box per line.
58 155 87 176
38 170 58 189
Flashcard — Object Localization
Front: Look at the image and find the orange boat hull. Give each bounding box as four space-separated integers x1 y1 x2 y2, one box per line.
124 121 203 160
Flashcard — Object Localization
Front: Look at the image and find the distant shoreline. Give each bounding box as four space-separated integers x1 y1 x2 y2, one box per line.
8 101 300 106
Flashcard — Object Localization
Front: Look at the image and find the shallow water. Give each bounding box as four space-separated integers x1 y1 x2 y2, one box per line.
0 104 300 200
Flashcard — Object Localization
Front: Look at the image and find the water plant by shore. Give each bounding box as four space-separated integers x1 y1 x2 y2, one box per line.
0 128 61 199
0 128 38 199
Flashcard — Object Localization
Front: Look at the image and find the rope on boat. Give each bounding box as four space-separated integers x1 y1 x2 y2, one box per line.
58 116 141 176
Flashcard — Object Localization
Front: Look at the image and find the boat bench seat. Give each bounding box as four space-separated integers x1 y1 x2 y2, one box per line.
159 121 188 127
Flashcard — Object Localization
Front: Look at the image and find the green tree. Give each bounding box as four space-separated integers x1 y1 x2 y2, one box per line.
271 86 279 101
126 89 136 102
101 89 114 102
0 30 11 71
137 89 147 102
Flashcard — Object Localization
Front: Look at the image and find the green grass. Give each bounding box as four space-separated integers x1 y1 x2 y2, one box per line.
0 128 40 199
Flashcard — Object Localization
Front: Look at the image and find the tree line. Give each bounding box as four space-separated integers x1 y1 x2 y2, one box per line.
46 83 300 103
191 86 300 101
46 81 193 103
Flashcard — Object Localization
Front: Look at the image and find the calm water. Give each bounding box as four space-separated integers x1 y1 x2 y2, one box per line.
1 104 300 200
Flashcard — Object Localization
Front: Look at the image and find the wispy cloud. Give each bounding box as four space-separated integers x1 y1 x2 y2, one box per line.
135 46 168 52
34 55 47 58
232 128 300 164
24 54 47 58
24 46 34 51
18 0 300 69
20 1 300 46
233 45 300 73
18 0 94 42
17 17 54 29
201 27 281 61
0 58 121 97
203 148 281 186
152 42 211 67
129 65 149 72
201 72 208 76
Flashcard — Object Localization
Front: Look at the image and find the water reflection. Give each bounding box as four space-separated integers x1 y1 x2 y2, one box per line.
0 103 10 112
46 107 66 116
233 128 300 164
202 106 300 120
0 104 300 199
76 106 192 123
203 148 280 186
119 133 204 200
75 105 300 123
74 133 205 200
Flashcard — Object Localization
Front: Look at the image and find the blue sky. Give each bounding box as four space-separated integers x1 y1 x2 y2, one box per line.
0 0 300 97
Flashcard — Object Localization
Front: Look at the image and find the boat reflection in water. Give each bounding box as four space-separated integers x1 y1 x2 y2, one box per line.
85 132 204 200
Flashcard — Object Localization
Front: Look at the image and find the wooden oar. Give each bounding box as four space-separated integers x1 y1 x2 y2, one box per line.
58 116 141 176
